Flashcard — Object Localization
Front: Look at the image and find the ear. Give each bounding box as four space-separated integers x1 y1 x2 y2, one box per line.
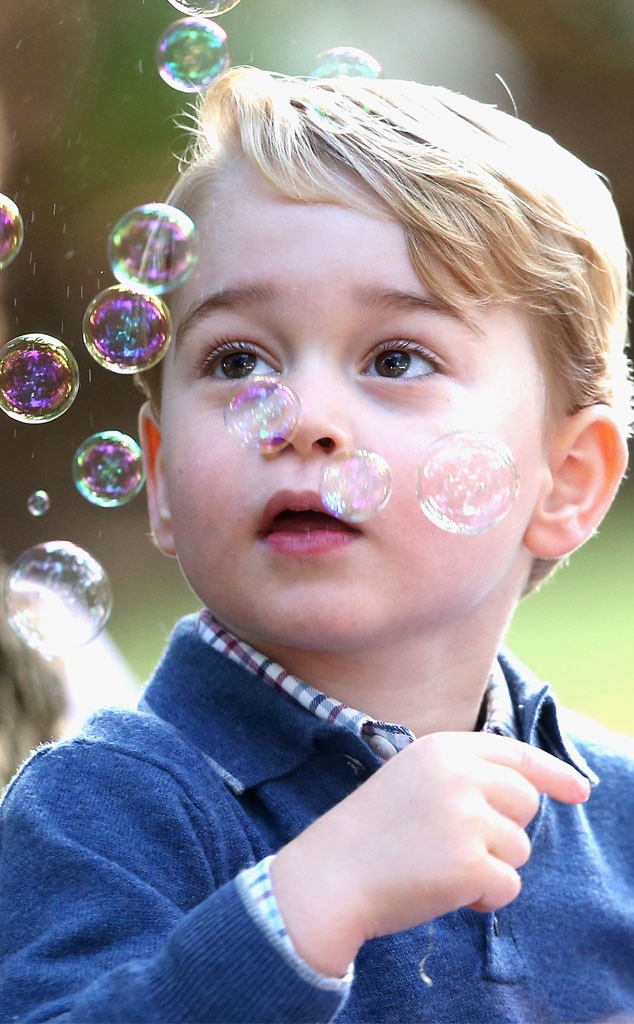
139 402 177 557
524 405 628 560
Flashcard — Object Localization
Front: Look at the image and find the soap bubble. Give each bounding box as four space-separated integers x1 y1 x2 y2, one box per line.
3 541 112 657
166 0 242 14
27 490 50 517
310 47 383 79
157 18 230 93
224 378 301 453
83 284 171 373
417 431 519 534
0 334 79 423
0 194 24 270
109 203 197 294
319 449 392 522
73 430 145 508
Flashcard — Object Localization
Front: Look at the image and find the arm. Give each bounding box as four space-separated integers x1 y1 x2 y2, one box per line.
0 741 346 1024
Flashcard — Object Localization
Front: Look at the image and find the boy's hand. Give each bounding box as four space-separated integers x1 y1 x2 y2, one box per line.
270 733 590 977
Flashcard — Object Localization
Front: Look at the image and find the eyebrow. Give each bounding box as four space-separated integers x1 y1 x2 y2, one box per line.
175 284 277 344
353 286 461 319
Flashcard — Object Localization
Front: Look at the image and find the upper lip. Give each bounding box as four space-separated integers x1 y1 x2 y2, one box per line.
259 489 359 535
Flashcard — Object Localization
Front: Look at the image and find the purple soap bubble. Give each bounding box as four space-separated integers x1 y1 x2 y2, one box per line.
319 449 392 522
0 193 24 269
224 379 301 453
83 284 171 373
0 334 79 423
109 203 197 295
73 430 145 508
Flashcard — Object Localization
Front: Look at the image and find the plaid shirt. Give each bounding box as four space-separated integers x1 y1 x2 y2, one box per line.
198 608 518 983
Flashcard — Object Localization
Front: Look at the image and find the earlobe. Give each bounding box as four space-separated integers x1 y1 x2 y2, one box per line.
523 406 628 560
139 402 177 557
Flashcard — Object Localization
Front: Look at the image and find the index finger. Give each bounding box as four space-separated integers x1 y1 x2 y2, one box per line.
477 734 591 805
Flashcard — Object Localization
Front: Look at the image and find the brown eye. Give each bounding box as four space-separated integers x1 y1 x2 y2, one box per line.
374 350 412 377
220 352 257 378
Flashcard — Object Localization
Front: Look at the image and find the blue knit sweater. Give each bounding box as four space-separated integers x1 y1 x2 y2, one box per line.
1 614 633 1023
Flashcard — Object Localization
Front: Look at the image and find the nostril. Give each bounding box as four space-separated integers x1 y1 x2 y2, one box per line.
316 436 336 453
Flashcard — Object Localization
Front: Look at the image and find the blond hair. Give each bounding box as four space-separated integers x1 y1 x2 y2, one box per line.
138 67 632 592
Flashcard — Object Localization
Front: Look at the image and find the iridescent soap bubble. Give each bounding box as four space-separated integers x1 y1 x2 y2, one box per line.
27 489 50 517
319 449 392 523
0 194 24 270
416 431 519 534
157 18 230 93
224 379 301 453
83 284 171 373
167 0 242 14
73 430 145 508
3 541 112 657
109 203 197 294
310 47 383 79
0 334 79 423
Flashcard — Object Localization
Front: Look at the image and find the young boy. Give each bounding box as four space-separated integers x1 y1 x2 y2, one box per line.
0 67 633 1023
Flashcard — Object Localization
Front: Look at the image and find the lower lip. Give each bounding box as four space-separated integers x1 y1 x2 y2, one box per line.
261 526 360 556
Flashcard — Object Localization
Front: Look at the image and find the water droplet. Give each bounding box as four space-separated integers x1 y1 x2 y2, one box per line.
157 18 230 93
319 449 392 522
311 47 383 79
417 431 519 534
3 541 112 657
83 285 171 373
0 334 79 423
0 194 24 269
224 378 301 452
73 430 145 507
109 203 197 294
27 489 50 517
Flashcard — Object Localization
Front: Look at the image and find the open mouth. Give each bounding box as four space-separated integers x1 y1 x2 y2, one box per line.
265 509 358 535
258 490 362 550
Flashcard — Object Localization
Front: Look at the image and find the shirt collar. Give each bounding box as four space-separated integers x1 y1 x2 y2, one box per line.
197 609 519 759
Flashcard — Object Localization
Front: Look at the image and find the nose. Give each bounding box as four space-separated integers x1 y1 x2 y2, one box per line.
283 374 355 459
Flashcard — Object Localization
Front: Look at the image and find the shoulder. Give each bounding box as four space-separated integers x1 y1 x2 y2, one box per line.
559 707 634 786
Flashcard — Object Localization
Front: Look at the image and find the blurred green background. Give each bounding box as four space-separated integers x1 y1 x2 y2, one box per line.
0 0 632 734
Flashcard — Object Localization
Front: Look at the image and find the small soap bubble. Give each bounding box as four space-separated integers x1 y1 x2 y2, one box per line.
27 489 51 517
83 284 171 373
224 378 301 453
417 431 519 534
157 18 230 93
166 0 242 14
0 194 24 269
109 203 197 294
0 334 79 423
73 430 145 507
310 47 383 79
3 541 112 657
319 449 392 523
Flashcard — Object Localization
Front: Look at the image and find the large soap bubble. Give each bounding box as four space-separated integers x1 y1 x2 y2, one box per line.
73 430 145 507
3 541 112 657
0 334 79 423
224 378 301 452
83 284 171 373
166 0 242 14
417 431 519 534
0 194 24 270
157 18 230 92
319 449 392 522
310 47 383 79
109 203 197 295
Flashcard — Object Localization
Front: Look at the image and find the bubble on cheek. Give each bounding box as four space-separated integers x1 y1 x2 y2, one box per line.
27 489 51 517
0 194 24 269
224 379 302 453
310 47 383 79
3 541 112 657
82 285 171 373
156 18 230 93
73 431 145 507
109 203 197 295
416 431 519 534
319 449 392 523
166 0 242 14
0 334 79 423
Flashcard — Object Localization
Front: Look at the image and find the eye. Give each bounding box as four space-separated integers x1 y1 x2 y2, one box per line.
202 343 279 380
366 344 437 379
